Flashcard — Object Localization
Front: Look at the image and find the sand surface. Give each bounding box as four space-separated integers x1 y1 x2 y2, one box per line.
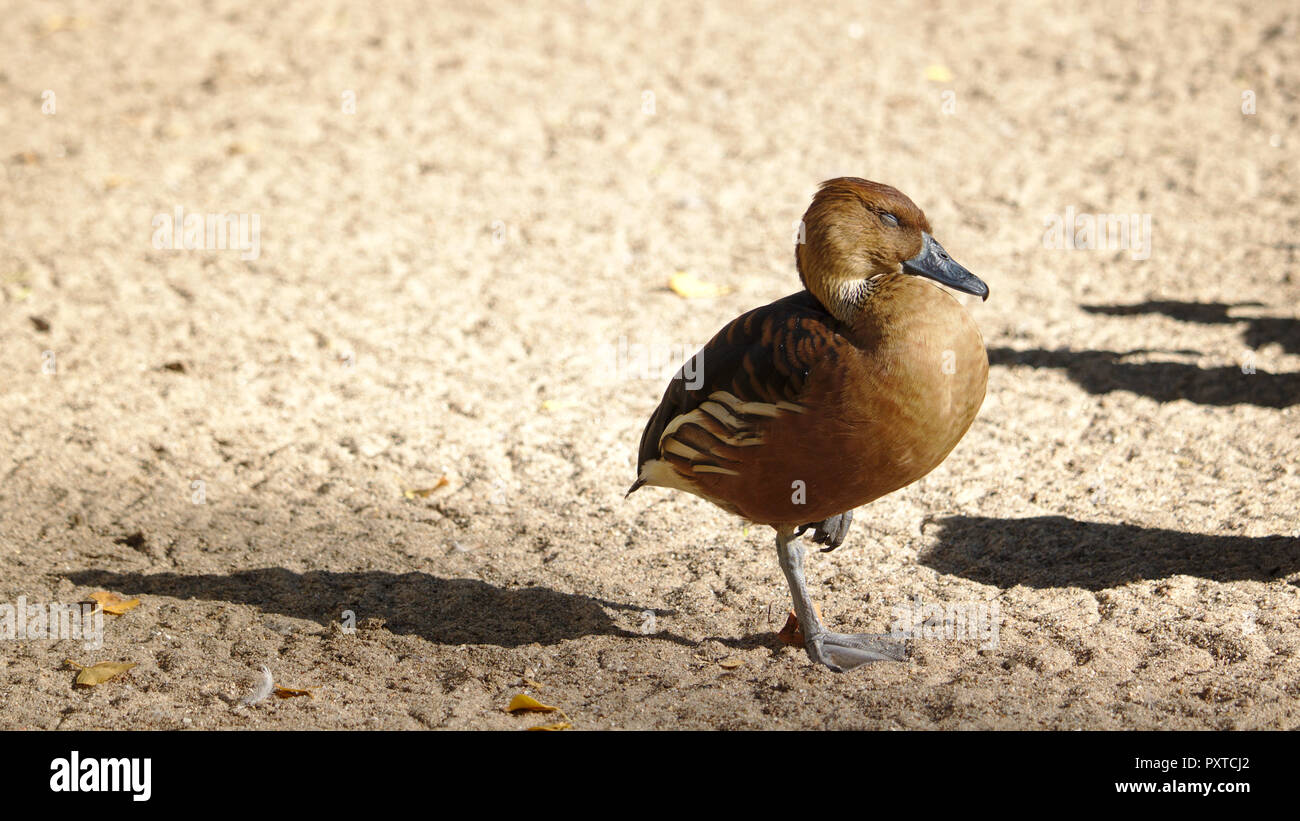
1 0 1298 729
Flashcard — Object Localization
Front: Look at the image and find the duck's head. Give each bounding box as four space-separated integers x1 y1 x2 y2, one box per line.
796 177 988 320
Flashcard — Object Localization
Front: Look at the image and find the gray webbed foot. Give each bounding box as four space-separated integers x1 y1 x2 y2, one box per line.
804 630 907 672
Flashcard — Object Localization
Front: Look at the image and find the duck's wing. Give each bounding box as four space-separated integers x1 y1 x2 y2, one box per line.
629 291 843 500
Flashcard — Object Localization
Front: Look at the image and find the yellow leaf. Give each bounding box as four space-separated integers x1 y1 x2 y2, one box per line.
88 591 140 615
527 722 572 731
669 271 731 299
924 65 953 83
71 661 137 686
42 15 88 34
540 399 578 411
506 693 558 713
403 476 449 498
272 686 316 699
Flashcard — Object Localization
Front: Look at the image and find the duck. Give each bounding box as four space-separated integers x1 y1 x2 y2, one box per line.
627 177 990 672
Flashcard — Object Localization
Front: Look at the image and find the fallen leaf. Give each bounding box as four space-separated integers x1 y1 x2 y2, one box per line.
42 15 88 35
68 660 137 686
669 270 731 299
403 477 449 499
718 657 744 670
924 64 954 83
776 612 802 646
88 591 140 615
272 686 315 699
527 722 572 731
776 605 823 647
540 399 578 411
506 693 558 713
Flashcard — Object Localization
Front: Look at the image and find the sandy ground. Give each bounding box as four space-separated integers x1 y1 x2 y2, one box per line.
1 0 1297 730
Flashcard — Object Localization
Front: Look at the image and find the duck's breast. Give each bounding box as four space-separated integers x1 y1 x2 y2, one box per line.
836 278 988 499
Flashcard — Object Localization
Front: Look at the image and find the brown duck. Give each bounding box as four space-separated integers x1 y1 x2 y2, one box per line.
628 177 989 671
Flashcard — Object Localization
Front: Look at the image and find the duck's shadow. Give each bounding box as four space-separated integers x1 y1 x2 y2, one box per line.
63 568 691 649
920 515 1300 591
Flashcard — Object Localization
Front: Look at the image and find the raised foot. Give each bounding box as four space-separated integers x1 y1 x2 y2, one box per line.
795 510 854 552
806 631 907 672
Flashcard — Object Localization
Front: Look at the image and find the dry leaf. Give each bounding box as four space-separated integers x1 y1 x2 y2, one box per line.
924 64 954 82
527 722 572 731
776 612 803 646
669 271 731 299
272 686 315 700
42 15 88 34
718 657 744 670
506 693 558 713
403 476 449 499
68 660 137 686
776 605 823 647
88 591 140 615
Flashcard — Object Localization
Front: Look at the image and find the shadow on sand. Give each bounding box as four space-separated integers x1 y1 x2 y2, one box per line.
64 567 693 649
989 300 1300 408
1081 300 1300 355
988 347 1299 407
919 515 1300 591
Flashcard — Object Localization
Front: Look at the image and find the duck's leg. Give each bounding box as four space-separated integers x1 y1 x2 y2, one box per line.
775 526 906 672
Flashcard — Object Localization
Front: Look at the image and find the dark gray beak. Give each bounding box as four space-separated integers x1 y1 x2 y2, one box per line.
902 233 989 301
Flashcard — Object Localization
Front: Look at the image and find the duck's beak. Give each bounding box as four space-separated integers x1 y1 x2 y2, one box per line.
902 233 989 301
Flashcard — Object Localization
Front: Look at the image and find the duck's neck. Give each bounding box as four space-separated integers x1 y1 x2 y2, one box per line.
811 273 926 348
807 275 877 324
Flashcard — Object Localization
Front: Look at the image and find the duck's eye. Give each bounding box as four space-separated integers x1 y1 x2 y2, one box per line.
880 212 900 228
